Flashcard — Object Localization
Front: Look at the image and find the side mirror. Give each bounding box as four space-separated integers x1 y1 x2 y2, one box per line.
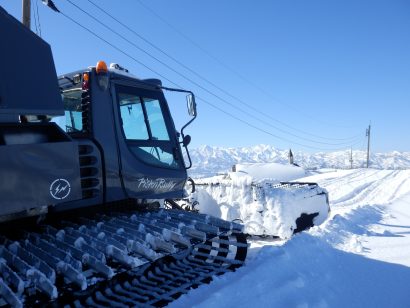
182 134 191 147
186 94 197 117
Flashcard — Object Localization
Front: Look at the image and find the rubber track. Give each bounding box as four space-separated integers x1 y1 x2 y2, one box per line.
0 209 248 307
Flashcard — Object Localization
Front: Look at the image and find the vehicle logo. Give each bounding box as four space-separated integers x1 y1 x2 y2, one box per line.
50 179 71 200
137 178 177 192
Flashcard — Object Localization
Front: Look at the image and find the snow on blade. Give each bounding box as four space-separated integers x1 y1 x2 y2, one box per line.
190 164 329 238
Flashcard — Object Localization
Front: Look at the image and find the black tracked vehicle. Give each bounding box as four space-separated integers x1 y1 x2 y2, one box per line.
0 6 247 307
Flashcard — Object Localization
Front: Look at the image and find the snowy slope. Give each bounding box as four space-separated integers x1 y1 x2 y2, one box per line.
189 145 410 176
170 169 410 308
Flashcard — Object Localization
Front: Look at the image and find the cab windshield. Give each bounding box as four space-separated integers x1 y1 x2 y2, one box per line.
117 85 181 169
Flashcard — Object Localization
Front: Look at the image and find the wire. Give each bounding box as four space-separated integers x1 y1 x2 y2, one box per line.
197 96 363 151
59 12 176 86
87 0 359 142
55 7 362 151
65 0 361 146
135 0 358 130
87 0 358 143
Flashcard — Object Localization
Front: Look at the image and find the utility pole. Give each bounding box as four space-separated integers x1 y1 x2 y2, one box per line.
22 0 31 28
366 124 371 168
349 147 353 169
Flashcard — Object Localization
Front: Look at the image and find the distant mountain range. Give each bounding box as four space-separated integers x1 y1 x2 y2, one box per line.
189 144 410 177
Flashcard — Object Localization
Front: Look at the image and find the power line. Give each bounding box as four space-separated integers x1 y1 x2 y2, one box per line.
59 12 177 86
196 96 364 151
52 6 362 151
65 0 362 147
135 0 358 130
86 0 358 143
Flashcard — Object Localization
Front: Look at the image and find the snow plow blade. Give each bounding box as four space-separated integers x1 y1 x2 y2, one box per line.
181 177 330 238
0 209 247 307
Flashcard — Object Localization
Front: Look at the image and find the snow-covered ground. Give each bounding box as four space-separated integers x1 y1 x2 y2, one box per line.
170 169 410 308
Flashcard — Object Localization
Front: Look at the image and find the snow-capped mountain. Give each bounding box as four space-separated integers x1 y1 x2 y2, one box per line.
189 144 410 177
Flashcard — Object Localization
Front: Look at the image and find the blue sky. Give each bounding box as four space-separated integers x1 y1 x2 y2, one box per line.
2 0 409 152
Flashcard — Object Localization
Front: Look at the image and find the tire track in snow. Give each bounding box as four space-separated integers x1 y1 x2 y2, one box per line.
317 169 367 187
330 181 375 205
388 170 410 201
326 170 380 188
316 169 380 205
353 170 400 205
341 170 381 185
331 170 400 208
322 170 390 207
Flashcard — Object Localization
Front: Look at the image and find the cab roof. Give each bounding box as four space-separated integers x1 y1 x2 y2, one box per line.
58 65 162 91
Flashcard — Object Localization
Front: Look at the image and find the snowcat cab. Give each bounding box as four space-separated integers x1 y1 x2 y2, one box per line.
55 61 197 211
0 6 247 306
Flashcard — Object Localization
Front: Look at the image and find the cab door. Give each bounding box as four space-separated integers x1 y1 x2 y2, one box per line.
112 82 187 199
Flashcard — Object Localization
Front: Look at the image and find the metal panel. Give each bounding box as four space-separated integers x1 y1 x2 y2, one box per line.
0 6 63 116
0 141 82 216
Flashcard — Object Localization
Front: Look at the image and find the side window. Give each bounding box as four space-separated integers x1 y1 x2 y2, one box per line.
61 89 82 132
119 94 149 140
143 98 170 141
